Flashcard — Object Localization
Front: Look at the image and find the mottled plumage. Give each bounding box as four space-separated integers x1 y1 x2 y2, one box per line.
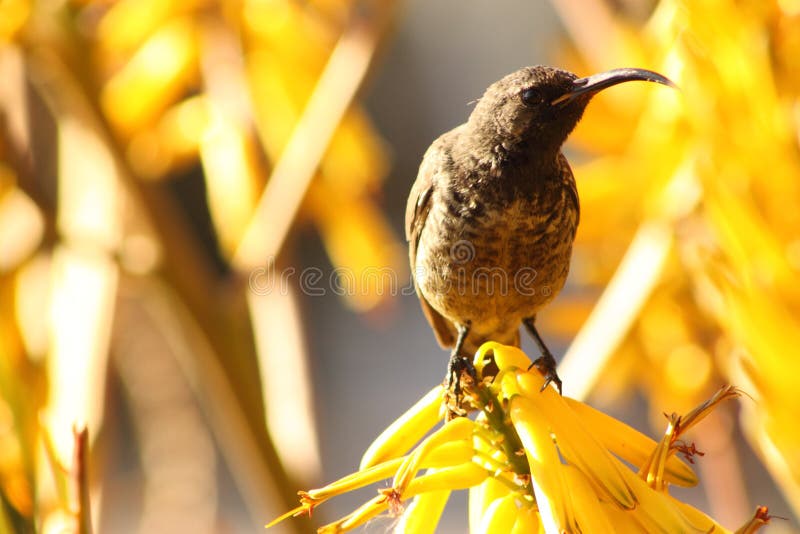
406 65 674 396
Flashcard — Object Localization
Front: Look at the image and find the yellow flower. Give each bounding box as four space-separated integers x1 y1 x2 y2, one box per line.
269 343 771 533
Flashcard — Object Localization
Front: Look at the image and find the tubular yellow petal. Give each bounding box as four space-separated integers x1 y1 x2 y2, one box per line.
319 494 388 534
304 457 403 502
675 385 742 435
563 397 698 487
305 437 474 505
468 476 511 534
471 445 512 476
324 464 487 534
599 502 649 533
735 506 772 534
394 472 451 534
305 440 477 518
498 368 525 399
265 504 311 529
560 464 617 534
640 416 676 491
516 371 637 509
669 495 731 534
425 440 475 469
616 459 711 533
392 417 476 495
360 385 445 470
476 494 518 534
475 342 531 374
510 505 543 534
640 387 741 491
401 462 489 498
509 394 570 531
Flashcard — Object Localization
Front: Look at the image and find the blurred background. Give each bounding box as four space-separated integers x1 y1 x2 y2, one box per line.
1 0 800 532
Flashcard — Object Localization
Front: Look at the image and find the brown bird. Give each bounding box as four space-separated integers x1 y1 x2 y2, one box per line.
406 65 674 401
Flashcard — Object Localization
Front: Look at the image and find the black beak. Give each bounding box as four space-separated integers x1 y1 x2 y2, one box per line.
552 68 676 106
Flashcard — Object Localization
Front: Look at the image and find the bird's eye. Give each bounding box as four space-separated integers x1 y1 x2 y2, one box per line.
520 88 540 107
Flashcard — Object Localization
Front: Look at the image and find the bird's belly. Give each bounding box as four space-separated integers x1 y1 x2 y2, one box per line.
415 197 575 335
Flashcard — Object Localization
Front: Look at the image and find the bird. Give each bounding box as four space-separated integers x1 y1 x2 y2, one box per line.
405 65 674 406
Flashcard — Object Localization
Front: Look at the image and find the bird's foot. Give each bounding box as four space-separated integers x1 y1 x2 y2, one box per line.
523 317 563 394
445 352 478 418
529 352 562 394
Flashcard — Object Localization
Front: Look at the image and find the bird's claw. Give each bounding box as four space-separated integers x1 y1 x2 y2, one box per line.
446 353 478 416
529 354 562 395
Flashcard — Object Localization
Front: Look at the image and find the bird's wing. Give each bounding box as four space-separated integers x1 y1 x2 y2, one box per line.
406 134 456 348
557 152 580 226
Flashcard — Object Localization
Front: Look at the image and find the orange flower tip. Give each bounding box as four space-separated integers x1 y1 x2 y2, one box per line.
378 488 404 515
672 440 705 464
754 505 784 522
719 386 744 402
754 506 769 518
298 491 322 506
736 506 783 533
264 505 311 528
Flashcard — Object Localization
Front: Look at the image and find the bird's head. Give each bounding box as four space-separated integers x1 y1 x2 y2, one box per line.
468 65 675 154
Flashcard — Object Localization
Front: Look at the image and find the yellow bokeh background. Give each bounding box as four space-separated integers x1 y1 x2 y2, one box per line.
0 0 798 531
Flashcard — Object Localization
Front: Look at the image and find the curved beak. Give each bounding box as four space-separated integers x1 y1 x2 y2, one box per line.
552 68 676 106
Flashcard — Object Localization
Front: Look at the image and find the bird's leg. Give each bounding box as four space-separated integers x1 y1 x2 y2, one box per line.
447 322 477 405
523 317 562 394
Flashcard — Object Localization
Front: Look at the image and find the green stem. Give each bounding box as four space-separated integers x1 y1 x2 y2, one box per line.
471 383 532 497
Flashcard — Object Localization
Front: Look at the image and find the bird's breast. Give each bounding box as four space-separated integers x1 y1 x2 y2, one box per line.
414 182 578 332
